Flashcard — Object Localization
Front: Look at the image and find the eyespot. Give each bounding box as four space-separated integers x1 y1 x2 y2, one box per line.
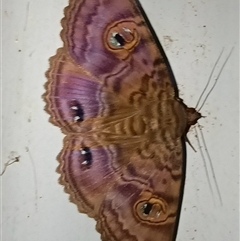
80 147 92 168
134 192 169 224
137 199 164 219
104 21 140 59
109 32 126 47
142 202 154 216
69 100 84 122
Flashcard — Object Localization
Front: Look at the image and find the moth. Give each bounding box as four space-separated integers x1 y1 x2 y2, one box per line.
44 0 202 240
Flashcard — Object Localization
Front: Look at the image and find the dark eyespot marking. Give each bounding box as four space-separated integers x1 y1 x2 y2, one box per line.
110 32 126 47
142 202 153 216
135 194 168 223
114 33 125 46
80 147 92 168
69 100 84 122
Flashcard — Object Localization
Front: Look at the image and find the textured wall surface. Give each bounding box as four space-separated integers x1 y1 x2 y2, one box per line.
2 0 239 240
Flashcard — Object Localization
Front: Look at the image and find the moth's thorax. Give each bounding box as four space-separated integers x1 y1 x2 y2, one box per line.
184 107 202 133
146 97 187 145
85 90 188 150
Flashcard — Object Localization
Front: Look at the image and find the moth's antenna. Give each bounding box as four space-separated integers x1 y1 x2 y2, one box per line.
195 48 224 110
198 124 223 205
198 47 234 111
194 126 214 200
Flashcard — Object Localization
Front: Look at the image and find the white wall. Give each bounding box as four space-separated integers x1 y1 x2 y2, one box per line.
2 0 239 240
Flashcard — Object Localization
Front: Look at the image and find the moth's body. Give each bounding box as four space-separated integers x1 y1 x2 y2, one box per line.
44 0 201 241
93 85 186 142
82 87 187 169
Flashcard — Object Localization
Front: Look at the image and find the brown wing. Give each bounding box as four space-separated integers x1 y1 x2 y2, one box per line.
44 0 188 240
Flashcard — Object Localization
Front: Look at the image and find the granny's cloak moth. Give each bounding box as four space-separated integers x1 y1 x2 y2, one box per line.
44 0 201 240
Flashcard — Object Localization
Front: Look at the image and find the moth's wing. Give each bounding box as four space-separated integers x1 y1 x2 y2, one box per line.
44 0 178 133
60 0 178 94
44 48 140 134
57 136 121 217
44 49 113 133
44 0 186 241
58 135 185 241
97 143 185 241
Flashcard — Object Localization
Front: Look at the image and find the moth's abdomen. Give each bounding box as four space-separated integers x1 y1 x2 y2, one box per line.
145 98 187 145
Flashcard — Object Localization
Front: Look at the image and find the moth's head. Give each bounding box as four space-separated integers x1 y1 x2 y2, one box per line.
185 107 202 134
175 97 202 134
